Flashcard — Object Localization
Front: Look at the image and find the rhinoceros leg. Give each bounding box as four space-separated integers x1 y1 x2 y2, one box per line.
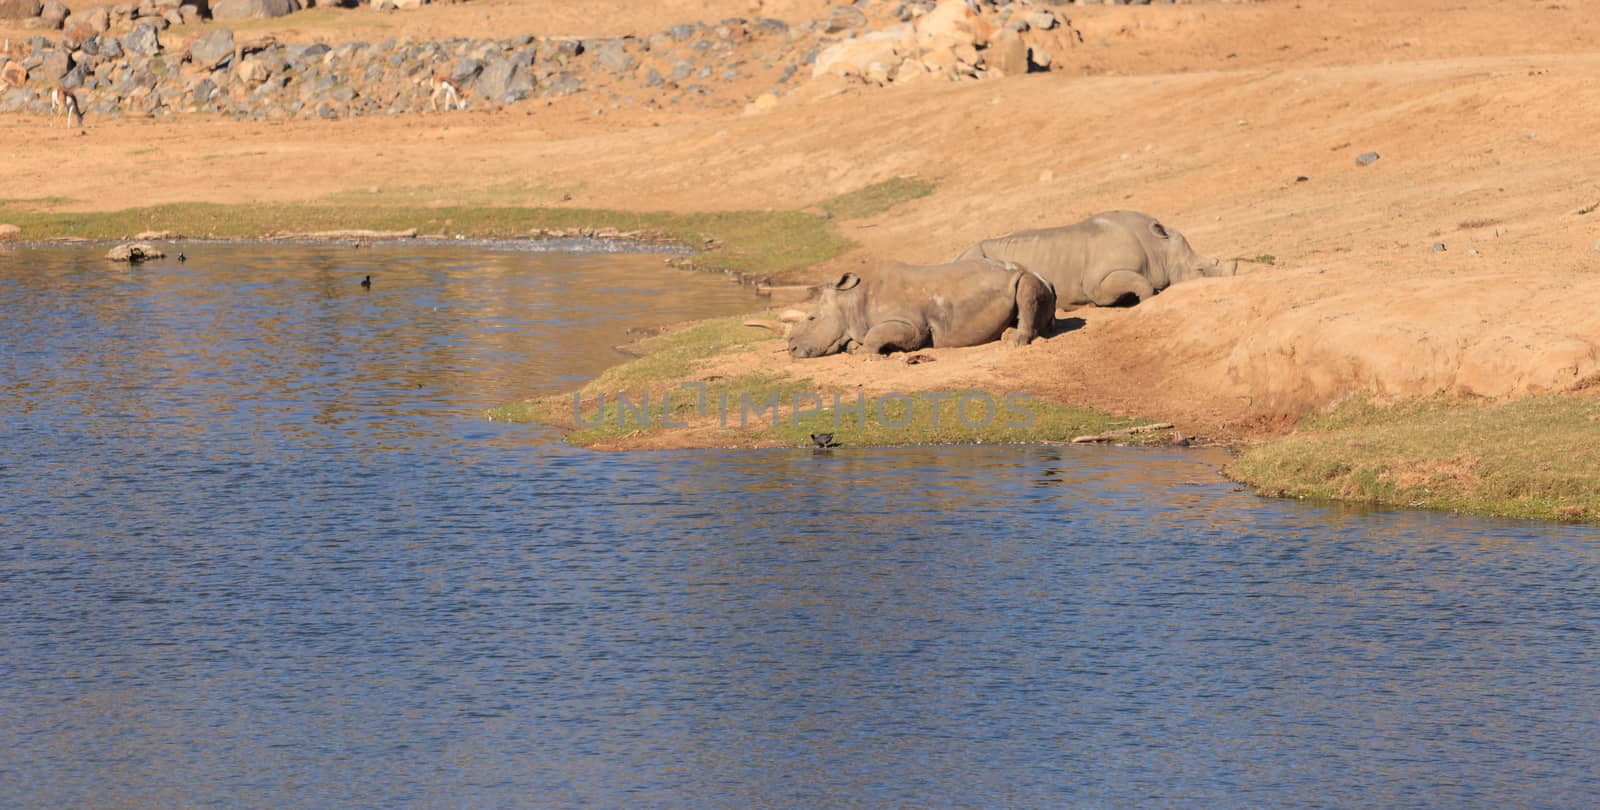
1006 271 1056 346
1089 269 1156 307
860 320 925 355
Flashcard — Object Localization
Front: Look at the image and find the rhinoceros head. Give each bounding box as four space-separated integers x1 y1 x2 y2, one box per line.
787 272 862 358
1148 219 1238 282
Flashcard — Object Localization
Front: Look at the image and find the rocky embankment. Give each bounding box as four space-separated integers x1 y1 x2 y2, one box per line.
0 0 1224 121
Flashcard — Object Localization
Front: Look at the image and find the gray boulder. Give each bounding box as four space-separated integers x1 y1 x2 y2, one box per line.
122 21 160 55
448 57 482 85
475 57 516 101
32 49 70 83
591 38 635 73
0 88 37 112
211 0 299 20
190 27 234 69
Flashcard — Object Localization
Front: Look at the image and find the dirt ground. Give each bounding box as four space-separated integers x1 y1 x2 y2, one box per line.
6 0 1600 442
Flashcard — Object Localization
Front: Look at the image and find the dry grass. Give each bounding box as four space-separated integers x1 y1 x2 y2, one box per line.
1229 394 1600 523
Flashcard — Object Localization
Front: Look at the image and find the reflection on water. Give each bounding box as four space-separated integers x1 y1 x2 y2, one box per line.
2 246 1598 808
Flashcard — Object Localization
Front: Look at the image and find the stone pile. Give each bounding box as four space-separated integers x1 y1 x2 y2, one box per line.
0 0 1224 122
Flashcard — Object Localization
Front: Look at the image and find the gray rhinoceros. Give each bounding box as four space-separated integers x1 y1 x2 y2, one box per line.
783 258 1056 358
957 210 1237 307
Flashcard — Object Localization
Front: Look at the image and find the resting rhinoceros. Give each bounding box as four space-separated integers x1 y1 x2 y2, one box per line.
782 258 1056 358
956 210 1237 307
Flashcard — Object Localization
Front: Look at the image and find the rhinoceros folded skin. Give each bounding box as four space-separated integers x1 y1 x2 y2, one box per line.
957 210 1236 307
786 258 1056 358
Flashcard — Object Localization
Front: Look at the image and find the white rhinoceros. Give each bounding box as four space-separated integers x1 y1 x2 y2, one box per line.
780 258 1056 358
957 210 1237 307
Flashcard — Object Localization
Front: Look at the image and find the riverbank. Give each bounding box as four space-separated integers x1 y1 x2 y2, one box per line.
6 0 1600 523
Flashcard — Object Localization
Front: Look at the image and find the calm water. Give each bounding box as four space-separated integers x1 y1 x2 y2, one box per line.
1 245 1597 808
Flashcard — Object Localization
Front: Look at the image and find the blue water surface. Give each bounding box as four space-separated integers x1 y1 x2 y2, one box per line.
1 245 1596 808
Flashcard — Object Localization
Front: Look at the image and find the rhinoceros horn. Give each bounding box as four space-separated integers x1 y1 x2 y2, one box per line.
779 308 808 323
743 319 787 333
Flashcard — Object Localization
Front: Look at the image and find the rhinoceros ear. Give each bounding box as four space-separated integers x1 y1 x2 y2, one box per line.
1149 221 1171 239
830 272 862 291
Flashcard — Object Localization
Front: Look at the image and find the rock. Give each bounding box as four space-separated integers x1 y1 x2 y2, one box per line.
190 76 216 104
1027 10 1058 30
812 25 915 78
39 0 67 25
32 49 70 84
295 42 330 63
987 28 1028 76
0 88 35 112
1028 46 1052 71
0 0 41 19
1431 242 1446 252
448 57 482 85
1356 151 1380 166
474 56 511 98
235 55 273 84
190 28 234 69
916 0 994 48
542 70 580 96
0 224 20 242
177 3 198 23
591 38 635 73
823 5 867 34
105 242 165 262
0 61 25 88
1592 239 1600 253
63 20 98 45
83 4 109 32
211 0 299 20
122 21 160 55
669 59 693 82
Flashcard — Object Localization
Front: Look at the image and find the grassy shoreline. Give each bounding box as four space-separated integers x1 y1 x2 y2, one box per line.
487 316 1161 450
8 187 1598 525
0 176 935 279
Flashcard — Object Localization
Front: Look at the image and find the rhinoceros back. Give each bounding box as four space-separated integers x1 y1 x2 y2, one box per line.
958 225 1098 304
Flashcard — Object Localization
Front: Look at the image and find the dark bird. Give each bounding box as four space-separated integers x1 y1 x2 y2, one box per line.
177 252 186 263
810 433 839 449
360 275 372 289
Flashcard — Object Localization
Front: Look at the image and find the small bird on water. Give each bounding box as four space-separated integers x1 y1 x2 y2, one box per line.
810 433 839 449
177 252 186 263
360 275 372 289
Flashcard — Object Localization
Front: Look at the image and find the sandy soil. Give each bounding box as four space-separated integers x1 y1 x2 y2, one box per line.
6 0 1600 442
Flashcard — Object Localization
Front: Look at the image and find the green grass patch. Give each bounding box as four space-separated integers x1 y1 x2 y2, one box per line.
0 196 77 210
1231 254 1277 266
1229 394 1600 522
818 176 937 221
488 306 1145 449
1 176 938 278
319 181 584 208
762 390 1143 447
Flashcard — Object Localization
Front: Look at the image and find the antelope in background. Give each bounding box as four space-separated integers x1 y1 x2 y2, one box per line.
428 72 467 112
50 86 83 128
